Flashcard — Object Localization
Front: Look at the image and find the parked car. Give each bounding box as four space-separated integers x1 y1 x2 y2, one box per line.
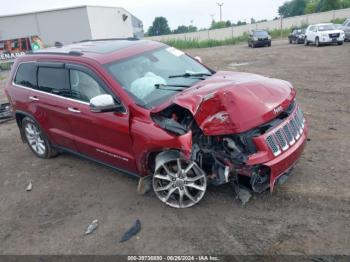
248 30 271 48
6 39 308 208
341 18 350 41
304 23 345 47
288 28 306 44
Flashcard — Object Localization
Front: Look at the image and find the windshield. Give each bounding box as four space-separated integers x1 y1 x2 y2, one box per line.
105 47 212 108
253 31 268 37
296 28 306 34
318 24 335 31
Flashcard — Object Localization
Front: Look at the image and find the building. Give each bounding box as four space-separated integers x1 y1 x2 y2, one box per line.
0 5 144 46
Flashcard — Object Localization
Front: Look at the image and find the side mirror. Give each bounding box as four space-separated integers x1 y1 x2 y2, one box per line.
194 56 202 63
90 94 122 113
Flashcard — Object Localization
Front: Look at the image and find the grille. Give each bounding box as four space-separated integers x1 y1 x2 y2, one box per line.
265 106 305 156
266 135 281 156
329 33 340 38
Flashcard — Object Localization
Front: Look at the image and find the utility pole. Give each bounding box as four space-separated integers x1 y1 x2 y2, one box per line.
217 2 224 22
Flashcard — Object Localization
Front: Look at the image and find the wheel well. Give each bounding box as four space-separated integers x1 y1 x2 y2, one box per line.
15 112 26 128
146 150 182 175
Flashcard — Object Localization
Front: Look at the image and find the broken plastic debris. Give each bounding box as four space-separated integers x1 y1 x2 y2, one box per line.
120 219 141 242
25 181 33 191
85 219 99 235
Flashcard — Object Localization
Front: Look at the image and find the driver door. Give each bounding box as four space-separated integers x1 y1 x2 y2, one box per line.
64 64 137 173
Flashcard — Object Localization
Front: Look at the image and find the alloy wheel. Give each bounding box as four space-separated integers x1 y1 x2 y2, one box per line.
24 122 46 156
153 158 207 208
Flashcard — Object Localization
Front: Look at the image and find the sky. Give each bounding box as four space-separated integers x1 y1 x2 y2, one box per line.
0 0 287 30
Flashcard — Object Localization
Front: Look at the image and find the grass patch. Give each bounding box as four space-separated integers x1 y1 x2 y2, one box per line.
331 18 346 24
164 29 293 49
164 34 249 49
0 75 6 81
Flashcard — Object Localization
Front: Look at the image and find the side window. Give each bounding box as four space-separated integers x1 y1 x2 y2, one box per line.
69 70 107 102
38 67 69 96
14 63 37 88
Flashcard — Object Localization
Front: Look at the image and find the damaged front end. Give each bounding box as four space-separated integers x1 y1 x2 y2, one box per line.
151 96 307 208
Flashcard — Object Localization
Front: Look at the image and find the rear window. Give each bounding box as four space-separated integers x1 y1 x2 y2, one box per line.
38 67 69 96
14 63 37 88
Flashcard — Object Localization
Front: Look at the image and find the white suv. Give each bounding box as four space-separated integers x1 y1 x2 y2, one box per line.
305 23 345 47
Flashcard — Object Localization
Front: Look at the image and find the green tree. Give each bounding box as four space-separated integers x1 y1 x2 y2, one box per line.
148 17 171 36
341 0 350 8
210 20 231 29
318 0 342 11
305 0 320 13
173 25 197 34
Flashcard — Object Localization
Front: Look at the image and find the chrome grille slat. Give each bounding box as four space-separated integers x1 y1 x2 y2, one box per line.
266 135 281 156
283 124 295 145
275 130 288 151
265 106 306 156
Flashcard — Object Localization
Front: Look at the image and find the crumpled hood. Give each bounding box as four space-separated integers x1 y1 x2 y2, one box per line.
153 71 296 135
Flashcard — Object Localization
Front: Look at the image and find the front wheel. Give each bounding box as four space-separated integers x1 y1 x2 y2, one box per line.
338 41 343 45
22 117 58 159
304 38 309 46
315 37 320 47
153 158 207 208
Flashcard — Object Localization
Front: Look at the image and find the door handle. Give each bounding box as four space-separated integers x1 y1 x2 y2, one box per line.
68 107 81 113
29 96 39 101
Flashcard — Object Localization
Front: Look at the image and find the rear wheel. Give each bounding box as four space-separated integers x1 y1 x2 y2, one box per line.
22 117 58 159
153 158 207 208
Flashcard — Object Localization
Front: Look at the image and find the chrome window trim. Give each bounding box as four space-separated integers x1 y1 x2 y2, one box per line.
12 60 128 112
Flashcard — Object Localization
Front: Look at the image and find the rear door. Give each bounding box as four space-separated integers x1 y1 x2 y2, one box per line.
28 62 77 151
63 64 137 173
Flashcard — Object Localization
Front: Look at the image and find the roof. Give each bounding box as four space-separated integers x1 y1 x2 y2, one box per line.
27 39 165 64
0 5 129 19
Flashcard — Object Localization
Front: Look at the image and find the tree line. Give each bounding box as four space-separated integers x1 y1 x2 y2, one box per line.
278 0 350 18
147 1 350 36
147 17 252 36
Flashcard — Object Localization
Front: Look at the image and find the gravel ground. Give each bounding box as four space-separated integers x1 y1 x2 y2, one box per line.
0 40 349 255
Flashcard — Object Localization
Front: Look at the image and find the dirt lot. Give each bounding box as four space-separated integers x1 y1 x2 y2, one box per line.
0 40 350 255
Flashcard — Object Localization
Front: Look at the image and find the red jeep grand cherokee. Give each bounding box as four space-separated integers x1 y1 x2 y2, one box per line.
5 39 308 208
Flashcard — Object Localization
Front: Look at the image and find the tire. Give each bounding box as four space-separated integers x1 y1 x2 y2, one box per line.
21 117 58 159
304 38 309 46
153 156 207 208
338 41 343 45
268 42 271 47
289 38 292 44
315 37 320 47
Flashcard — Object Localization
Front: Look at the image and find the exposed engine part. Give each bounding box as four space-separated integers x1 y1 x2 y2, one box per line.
153 151 207 208
152 104 275 192
151 104 193 135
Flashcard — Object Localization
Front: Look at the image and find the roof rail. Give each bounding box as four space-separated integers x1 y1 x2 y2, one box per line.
26 50 84 56
79 37 140 42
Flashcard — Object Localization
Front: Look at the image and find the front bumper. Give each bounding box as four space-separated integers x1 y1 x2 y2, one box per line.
264 129 307 191
246 104 308 191
253 40 271 46
320 36 344 43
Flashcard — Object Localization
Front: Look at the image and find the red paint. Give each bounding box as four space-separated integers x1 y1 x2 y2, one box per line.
6 40 307 192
